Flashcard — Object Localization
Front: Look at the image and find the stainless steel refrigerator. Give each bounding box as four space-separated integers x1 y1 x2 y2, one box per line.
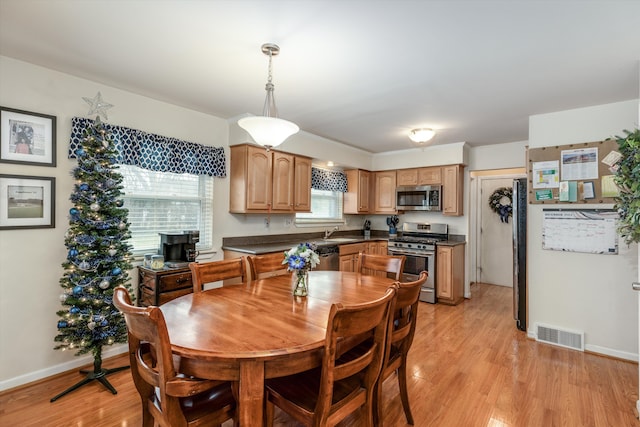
512 178 527 331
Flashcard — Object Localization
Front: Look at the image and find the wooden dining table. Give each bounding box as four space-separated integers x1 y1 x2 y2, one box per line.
160 270 395 426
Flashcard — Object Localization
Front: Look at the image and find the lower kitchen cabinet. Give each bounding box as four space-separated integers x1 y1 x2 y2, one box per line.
137 266 193 306
436 243 465 305
339 242 367 272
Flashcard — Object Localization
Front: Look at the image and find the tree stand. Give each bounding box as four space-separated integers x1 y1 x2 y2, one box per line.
50 352 129 402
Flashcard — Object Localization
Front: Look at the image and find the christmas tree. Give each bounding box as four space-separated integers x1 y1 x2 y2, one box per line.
52 110 133 401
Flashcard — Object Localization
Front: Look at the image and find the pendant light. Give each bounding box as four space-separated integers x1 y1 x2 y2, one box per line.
238 43 299 151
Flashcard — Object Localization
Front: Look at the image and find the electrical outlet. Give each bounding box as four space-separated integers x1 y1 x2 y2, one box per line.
284 218 292 227
264 217 270 227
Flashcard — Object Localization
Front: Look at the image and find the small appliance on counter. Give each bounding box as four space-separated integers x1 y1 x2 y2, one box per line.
159 230 199 268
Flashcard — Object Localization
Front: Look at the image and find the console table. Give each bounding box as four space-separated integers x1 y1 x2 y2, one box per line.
137 266 193 306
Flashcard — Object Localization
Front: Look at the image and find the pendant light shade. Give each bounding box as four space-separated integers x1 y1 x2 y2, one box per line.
238 43 299 150
238 116 299 149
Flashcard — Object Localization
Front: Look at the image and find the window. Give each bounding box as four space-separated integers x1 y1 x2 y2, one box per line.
120 165 213 254
296 189 344 224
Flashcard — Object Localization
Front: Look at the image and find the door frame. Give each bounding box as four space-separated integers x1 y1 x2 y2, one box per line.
468 168 526 292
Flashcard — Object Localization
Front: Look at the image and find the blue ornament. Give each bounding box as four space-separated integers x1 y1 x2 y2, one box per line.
73 285 83 295
111 267 122 276
79 183 89 191
70 306 80 314
68 249 78 258
57 321 68 328
69 208 79 216
75 148 85 157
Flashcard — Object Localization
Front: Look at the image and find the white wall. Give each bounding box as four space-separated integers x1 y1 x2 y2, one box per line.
528 100 639 360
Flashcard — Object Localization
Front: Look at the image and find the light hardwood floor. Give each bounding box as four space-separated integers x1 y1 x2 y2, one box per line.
1 283 638 426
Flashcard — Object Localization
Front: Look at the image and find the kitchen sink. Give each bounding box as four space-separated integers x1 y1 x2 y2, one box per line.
320 237 359 243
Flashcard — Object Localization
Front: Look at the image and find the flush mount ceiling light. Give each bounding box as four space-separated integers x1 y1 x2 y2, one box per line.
238 43 299 151
409 128 436 143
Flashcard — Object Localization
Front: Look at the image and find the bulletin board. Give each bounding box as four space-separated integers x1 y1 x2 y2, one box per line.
542 209 618 254
527 139 620 204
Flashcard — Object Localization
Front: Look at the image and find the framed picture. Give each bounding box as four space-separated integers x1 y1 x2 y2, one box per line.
0 174 55 230
0 106 56 166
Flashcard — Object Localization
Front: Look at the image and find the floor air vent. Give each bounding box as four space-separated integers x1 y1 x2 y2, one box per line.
535 323 584 351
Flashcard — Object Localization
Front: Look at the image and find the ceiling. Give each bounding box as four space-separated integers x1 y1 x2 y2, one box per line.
1 0 639 154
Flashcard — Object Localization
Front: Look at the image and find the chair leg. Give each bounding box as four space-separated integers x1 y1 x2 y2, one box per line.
397 361 414 425
264 398 274 427
373 381 382 426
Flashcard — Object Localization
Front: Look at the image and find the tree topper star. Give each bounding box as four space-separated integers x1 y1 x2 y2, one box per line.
83 92 113 120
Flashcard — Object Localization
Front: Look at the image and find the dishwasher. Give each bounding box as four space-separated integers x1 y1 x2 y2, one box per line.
316 245 339 271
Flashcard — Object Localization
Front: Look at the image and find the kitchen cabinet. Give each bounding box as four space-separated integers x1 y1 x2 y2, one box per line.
293 155 312 211
339 242 368 272
230 144 311 213
396 168 418 186
418 167 442 185
374 170 397 213
137 266 193 306
344 169 372 214
397 167 442 186
442 164 464 216
436 243 465 305
366 240 388 255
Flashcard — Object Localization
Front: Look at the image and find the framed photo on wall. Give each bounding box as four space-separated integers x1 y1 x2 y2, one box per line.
0 174 55 230
0 106 57 166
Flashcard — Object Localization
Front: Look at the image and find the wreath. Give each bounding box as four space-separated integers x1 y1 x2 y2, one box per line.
489 187 513 223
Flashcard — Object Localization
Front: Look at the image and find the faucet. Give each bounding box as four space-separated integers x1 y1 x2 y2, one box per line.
324 226 339 239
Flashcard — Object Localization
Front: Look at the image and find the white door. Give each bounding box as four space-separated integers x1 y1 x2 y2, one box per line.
479 177 514 287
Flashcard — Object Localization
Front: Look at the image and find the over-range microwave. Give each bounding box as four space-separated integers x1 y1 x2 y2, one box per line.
395 185 442 211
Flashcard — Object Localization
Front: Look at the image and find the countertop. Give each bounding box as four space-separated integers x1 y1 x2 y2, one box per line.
222 234 466 255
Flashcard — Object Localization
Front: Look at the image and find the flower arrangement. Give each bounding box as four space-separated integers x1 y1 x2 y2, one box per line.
283 243 319 296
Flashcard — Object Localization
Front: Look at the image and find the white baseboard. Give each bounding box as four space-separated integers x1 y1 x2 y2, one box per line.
0 344 127 392
585 344 638 362
527 329 638 362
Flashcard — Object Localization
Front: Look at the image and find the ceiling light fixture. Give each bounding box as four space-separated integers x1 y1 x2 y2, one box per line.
409 128 436 143
238 43 299 151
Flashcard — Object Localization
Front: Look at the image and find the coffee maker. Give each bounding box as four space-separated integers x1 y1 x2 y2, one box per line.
159 230 199 268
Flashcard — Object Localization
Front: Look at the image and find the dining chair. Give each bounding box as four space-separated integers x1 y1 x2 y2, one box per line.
375 270 428 425
356 252 406 281
189 257 246 292
247 252 288 280
264 286 397 427
112 286 237 427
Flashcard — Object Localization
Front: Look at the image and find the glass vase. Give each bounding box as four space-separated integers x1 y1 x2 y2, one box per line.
293 270 309 297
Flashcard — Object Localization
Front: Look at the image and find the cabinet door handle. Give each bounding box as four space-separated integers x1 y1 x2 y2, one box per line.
633 282 640 291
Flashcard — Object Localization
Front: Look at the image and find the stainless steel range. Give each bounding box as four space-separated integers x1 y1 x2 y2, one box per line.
388 222 449 303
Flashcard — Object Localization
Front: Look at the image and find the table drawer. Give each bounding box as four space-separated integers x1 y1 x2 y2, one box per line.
158 272 193 292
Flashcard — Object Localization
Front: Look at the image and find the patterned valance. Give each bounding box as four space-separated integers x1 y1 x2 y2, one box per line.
69 117 226 177
311 167 348 193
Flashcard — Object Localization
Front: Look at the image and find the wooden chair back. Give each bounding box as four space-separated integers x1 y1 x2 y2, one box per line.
356 252 406 281
376 270 428 425
112 286 235 427
189 257 245 292
247 252 288 280
265 286 397 427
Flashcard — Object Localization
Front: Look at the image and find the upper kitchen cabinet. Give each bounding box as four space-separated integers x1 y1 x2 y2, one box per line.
397 167 442 186
442 164 464 216
229 144 311 213
418 167 442 185
374 170 396 213
344 169 372 214
396 168 418 186
292 155 312 211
